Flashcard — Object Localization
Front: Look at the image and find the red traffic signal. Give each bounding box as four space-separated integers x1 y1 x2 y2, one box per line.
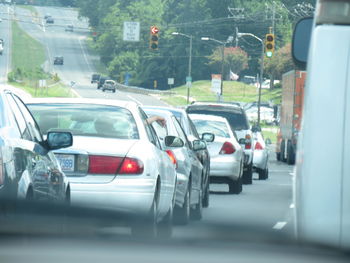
150 26 159 50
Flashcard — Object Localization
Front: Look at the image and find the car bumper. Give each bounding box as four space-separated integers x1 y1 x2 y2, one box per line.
243 149 253 166
70 177 156 215
253 151 268 170
209 155 240 181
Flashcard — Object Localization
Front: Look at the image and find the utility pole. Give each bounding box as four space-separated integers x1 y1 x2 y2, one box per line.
272 1 276 34
235 27 239 47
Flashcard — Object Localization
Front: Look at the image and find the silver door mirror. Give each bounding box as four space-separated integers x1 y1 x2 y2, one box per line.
164 135 184 148
47 132 73 150
193 140 207 151
292 17 313 69
202 132 215 143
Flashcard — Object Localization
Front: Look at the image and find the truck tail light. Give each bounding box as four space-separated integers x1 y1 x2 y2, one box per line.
245 134 252 149
88 155 123 174
255 142 264 150
118 158 144 175
166 150 178 168
219 142 235 155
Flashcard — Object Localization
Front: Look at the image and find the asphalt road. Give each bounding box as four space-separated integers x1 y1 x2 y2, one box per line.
12 5 295 238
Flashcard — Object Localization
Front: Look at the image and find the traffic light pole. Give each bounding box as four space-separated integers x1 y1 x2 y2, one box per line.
237 32 264 125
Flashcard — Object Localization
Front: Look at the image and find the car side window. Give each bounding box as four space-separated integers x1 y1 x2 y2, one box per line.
188 118 200 139
6 93 32 140
172 116 191 149
13 95 43 143
138 108 159 147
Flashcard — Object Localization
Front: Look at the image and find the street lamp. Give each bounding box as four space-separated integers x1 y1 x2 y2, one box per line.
201 37 227 99
237 32 264 125
172 32 193 104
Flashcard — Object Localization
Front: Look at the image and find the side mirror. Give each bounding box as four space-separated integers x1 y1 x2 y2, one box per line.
193 140 207 151
47 132 73 150
238 138 246 145
292 17 313 70
202 132 215 143
265 138 272 145
164 135 184 148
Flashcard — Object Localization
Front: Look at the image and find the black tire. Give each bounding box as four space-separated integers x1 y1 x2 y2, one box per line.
280 140 287 162
258 168 268 180
287 141 296 165
202 181 210 208
102 89 105 92
190 190 203 220
229 176 242 194
113 89 116 93
174 188 190 225
276 152 281 161
242 162 253 185
157 203 173 238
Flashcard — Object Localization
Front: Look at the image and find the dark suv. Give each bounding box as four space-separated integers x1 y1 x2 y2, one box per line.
186 102 254 184
54 56 64 65
97 76 111 89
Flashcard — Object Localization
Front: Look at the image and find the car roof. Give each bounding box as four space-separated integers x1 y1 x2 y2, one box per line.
187 102 243 114
25 97 139 108
188 113 228 123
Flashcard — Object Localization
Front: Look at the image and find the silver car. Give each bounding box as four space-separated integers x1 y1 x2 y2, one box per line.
26 98 181 237
252 126 269 180
143 108 205 225
189 114 244 194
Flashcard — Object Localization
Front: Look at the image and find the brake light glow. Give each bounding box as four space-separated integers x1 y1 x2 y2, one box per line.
219 142 235 155
166 150 178 168
255 142 264 150
119 158 144 174
245 134 252 149
88 155 123 174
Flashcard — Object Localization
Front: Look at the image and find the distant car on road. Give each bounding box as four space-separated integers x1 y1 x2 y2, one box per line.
102 80 116 93
65 24 74 32
44 14 51 20
91 74 100 84
46 16 54 24
53 56 64 65
97 76 110 89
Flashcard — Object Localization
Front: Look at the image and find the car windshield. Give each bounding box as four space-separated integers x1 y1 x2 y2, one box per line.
192 119 230 138
28 103 139 139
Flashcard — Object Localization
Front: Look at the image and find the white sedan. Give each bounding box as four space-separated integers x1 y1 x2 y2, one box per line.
26 98 181 237
189 114 244 194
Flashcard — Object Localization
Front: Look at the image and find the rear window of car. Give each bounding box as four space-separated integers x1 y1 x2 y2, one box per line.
27 103 139 139
191 119 230 138
187 106 249 131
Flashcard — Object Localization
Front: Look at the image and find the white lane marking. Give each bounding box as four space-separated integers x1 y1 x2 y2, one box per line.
78 36 92 73
273 221 287 230
127 95 143 105
290 203 295 209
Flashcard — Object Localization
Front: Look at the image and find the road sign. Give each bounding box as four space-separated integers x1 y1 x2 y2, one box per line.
168 78 174 85
39 79 46 88
211 74 221 94
123 21 140 42
186 76 192 82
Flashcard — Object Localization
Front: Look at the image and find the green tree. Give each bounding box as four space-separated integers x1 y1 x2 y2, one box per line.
208 46 248 79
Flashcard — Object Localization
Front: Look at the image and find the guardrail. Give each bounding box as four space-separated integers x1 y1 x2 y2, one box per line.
115 82 175 96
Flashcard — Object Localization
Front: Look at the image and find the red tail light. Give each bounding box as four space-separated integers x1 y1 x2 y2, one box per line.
166 150 178 168
255 142 264 150
245 134 252 149
88 155 123 174
119 158 144 174
219 142 235 154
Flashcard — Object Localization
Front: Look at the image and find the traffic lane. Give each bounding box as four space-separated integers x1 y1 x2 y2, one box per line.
0 4 11 83
172 156 294 238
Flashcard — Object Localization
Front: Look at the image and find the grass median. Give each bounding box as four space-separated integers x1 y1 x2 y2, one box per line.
9 21 75 97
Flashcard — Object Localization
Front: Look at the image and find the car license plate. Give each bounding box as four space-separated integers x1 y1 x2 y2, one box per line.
56 154 75 172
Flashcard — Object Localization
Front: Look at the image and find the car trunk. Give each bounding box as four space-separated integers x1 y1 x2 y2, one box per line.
54 136 137 184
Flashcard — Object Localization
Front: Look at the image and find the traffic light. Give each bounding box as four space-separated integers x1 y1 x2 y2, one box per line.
265 33 274 58
150 26 159 50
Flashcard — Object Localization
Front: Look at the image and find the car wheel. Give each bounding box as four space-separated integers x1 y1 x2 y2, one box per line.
131 193 158 238
276 152 281 161
174 187 190 225
258 168 268 180
157 200 173 238
287 141 295 165
229 176 242 194
280 140 287 162
242 162 253 185
202 181 210 208
102 89 105 92
113 89 116 93
191 190 203 220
